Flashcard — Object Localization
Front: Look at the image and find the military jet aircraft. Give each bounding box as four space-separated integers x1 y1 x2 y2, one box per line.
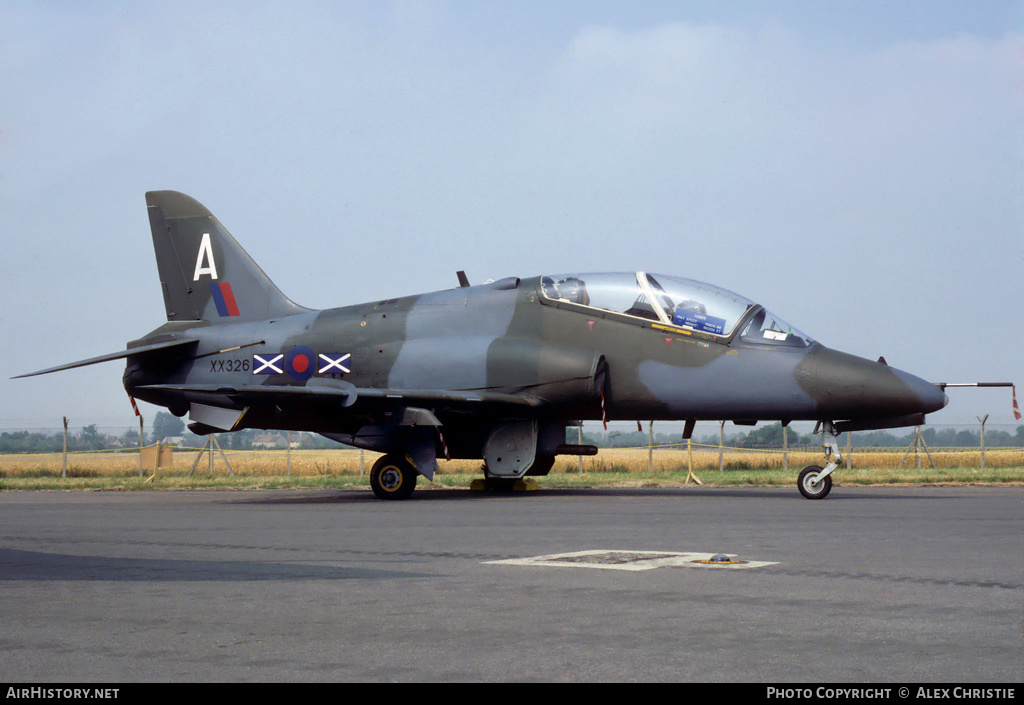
17 191 948 500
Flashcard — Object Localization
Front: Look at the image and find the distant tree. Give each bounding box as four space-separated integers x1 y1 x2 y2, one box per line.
151 412 185 442
986 430 1013 447
741 422 803 447
77 424 105 451
953 430 978 447
0 431 58 453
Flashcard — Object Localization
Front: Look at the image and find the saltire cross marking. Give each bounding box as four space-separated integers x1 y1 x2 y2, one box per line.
318 353 351 374
253 354 284 374
209 282 241 317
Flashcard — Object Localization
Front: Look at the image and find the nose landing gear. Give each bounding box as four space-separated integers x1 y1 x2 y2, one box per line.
798 422 842 499
798 465 833 500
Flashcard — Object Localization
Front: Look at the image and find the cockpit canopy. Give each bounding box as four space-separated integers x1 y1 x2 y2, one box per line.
539 272 814 347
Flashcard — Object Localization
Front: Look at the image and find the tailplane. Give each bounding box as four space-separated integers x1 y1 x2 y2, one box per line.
146 191 308 322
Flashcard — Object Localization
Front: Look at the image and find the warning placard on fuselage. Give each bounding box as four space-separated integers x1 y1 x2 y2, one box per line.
672 310 726 335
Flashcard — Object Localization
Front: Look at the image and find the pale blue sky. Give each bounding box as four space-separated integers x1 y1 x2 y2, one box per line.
1 1 1020 433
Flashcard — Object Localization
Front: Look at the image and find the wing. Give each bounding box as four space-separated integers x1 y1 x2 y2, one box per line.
136 382 546 429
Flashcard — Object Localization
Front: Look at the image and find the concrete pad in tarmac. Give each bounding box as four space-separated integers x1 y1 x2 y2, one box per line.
0 486 1020 682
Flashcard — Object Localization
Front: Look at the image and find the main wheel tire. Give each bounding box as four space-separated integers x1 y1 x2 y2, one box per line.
370 455 417 500
798 465 832 500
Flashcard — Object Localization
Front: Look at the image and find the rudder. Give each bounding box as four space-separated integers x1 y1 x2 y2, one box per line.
146 191 308 322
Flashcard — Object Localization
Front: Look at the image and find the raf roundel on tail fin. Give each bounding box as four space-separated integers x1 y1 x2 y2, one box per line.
145 191 309 322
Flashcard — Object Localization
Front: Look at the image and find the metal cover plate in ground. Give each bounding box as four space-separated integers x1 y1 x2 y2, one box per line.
485 550 778 571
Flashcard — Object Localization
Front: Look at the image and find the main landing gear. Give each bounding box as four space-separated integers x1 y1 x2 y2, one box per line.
798 422 842 500
370 454 417 500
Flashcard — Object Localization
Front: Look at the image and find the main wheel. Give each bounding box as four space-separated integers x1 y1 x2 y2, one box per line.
370 455 417 500
798 465 832 500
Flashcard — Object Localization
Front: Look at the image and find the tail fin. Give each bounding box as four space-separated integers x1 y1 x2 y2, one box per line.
146 191 309 322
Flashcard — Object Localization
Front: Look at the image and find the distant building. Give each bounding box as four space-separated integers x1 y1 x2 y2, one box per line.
104 434 126 448
252 433 286 449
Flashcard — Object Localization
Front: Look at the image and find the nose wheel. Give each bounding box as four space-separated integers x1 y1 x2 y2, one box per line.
798 465 833 500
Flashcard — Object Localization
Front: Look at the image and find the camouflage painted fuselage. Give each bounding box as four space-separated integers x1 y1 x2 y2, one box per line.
125 271 946 476
21 191 947 490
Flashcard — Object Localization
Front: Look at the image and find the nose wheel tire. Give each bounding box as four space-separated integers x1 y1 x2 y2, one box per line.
798 465 832 500
370 455 417 500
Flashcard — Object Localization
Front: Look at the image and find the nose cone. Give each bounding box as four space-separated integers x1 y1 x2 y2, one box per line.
808 347 947 420
891 367 948 414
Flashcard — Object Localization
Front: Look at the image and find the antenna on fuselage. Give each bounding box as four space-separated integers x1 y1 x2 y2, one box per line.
457 271 470 288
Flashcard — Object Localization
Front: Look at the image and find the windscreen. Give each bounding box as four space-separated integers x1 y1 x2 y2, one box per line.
739 308 815 347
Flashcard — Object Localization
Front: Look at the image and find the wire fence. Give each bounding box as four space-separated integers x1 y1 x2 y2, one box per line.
1 438 1022 479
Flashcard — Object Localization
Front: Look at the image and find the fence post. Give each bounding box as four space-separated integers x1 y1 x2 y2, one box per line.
62 416 67 478
719 420 725 471
648 421 653 473
783 425 788 472
578 425 583 473
978 415 988 468
138 415 144 477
